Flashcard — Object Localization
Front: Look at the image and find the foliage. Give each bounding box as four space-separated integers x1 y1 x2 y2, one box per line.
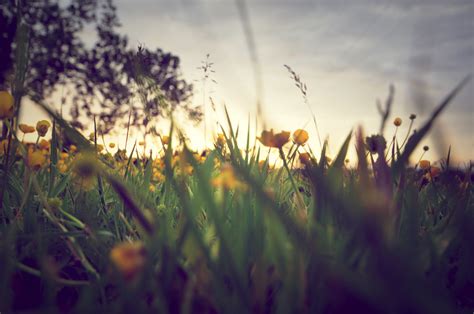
0 0 197 134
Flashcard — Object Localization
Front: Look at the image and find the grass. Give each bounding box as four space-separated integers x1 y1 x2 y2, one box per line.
0 80 473 313
0 11 473 312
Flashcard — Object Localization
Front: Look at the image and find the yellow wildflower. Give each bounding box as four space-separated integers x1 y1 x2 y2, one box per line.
216 133 226 147
299 152 311 164
292 129 309 145
27 148 47 171
419 160 430 170
0 91 14 119
19 124 35 134
161 135 170 145
393 117 402 127
57 159 68 173
110 242 146 281
211 163 246 190
38 139 50 150
36 120 51 137
257 129 290 148
69 145 77 153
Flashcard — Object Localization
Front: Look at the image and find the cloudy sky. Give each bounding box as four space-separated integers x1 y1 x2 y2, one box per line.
23 0 474 162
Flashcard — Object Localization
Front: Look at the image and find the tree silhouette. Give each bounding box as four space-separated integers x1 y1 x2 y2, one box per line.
0 0 199 134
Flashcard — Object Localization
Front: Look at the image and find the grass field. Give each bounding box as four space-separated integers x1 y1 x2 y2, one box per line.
0 75 473 313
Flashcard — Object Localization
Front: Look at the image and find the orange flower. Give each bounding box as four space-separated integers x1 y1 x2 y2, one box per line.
216 133 226 147
299 152 311 164
292 129 309 145
110 242 146 281
38 139 50 150
161 135 170 145
419 160 430 170
258 129 290 148
393 117 402 127
27 148 47 171
36 120 51 137
0 91 14 119
19 124 35 134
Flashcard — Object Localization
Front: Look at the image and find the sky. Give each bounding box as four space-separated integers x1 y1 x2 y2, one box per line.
21 0 474 164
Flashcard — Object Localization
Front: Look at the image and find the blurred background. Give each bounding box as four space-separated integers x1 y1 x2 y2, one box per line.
16 0 474 164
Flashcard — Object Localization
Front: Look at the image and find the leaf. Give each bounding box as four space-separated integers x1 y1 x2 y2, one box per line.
330 130 352 169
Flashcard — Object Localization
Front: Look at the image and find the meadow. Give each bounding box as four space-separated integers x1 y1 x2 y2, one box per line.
0 69 473 314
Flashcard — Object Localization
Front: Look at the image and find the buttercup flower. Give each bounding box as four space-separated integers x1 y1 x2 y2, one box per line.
161 135 170 145
258 129 290 148
292 129 309 145
19 124 35 134
299 152 311 164
38 139 50 150
0 91 14 119
27 148 47 171
212 163 246 190
419 160 430 170
36 120 51 137
110 241 146 281
393 117 402 127
216 133 226 147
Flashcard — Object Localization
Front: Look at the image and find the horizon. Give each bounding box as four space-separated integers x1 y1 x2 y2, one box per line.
19 0 473 165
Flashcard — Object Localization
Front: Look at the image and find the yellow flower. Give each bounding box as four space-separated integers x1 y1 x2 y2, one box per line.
69 145 77 153
60 152 69 160
216 133 226 147
211 163 246 190
149 185 156 192
109 143 116 149
38 139 50 150
152 170 164 182
161 135 170 145
110 242 146 281
19 124 35 134
257 129 290 148
0 91 14 119
299 152 311 164
57 159 68 173
292 129 309 145
36 120 51 137
393 117 402 127
419 160 430 170
27 148 47 171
